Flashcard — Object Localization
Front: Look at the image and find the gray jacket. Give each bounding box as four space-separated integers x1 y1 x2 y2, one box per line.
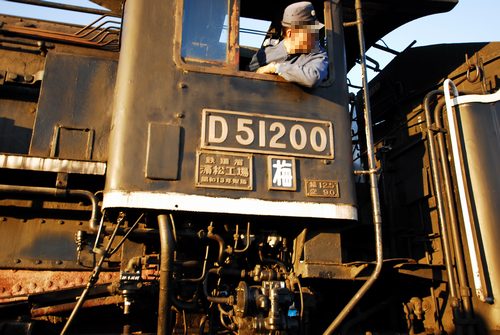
249 40 328 88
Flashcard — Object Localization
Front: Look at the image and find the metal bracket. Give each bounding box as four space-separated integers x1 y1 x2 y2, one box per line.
50 125 95 160
56 172 68 189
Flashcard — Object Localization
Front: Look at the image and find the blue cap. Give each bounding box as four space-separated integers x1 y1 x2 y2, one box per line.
281 2 324 29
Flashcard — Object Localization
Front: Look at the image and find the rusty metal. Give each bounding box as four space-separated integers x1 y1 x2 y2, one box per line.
2 25 119 49
0 269 120 303
4 0 119 16
1 14 120 50
227 0 240 69
31 295 123 317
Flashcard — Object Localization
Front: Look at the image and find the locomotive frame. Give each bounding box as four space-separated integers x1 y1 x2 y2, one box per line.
0 0 499 334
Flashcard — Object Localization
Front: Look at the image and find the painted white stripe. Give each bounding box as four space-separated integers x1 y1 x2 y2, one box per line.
449 87 500 106
102 190 358 220
0 154 106 175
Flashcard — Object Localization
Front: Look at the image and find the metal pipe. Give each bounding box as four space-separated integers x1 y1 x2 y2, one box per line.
170 292 199 311
31 296 122 317
207 224 226 264
203 268 234 305
179 246 210 283
0 184 100 231
323 0 383 332
234 222 251 253
157 214 174 335
4 0 117 16
423 90 463 331
434 101 475 318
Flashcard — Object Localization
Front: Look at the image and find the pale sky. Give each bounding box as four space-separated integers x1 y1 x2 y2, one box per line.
348 0 499 87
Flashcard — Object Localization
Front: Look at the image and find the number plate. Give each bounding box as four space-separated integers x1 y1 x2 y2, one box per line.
305 179 339 198
195 151 253 190
201 109 334 159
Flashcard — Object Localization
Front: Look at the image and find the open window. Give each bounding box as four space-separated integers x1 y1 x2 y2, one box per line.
176 0 334 84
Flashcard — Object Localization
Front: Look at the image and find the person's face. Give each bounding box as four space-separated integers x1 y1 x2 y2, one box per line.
287 27 319 54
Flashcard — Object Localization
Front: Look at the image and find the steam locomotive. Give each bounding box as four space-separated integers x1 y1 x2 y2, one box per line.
0 0 498 334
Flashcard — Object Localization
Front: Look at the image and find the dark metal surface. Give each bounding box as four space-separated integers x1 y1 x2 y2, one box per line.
29 52 116 161
456 98 500 330
5 0 500 334
362 41 500 334
0 183 99 232
105 0 356 211
145 123 181 180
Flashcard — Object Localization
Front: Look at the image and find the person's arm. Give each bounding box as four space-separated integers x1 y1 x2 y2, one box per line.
276 52 329 88
249 42 287 72
248 49 265 71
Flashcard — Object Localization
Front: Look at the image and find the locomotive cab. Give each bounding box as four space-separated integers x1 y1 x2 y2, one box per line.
100 0 360 332
103 0 356 222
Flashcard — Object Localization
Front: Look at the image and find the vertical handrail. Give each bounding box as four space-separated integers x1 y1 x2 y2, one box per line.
323 0 383 333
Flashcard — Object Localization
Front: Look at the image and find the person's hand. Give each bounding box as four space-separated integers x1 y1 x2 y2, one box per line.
256 62 277 74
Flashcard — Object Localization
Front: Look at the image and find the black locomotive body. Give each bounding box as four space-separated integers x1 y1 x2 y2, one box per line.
0 0 499 334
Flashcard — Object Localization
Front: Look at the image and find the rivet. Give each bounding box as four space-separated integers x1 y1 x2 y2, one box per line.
35 260 42 265
40 219 46 224
55 260 63 265
178 82 188 89
14 284 22 292
14 259 21 264
176 112 185 119
59 220 65 225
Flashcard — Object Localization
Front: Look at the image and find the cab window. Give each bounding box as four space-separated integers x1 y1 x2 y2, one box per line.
178 0 332 83
181 0 229 62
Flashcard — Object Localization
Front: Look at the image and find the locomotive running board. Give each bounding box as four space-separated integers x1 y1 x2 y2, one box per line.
0 153 106 175
102 190 358 220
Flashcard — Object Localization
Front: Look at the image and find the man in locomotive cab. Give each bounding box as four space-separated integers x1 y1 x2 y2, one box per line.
248 1 328 88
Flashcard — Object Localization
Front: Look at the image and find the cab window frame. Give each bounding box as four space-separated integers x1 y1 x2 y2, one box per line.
174 0 334 86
